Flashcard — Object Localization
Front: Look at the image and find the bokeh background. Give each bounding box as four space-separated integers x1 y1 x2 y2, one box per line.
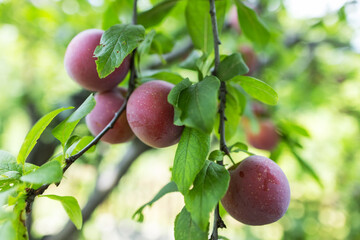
1 0 360 239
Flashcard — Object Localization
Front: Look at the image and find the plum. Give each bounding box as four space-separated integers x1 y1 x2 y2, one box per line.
244 119 279 151
126 80 184 148
64 29 130 92
86 88 134 144
222 155 290 225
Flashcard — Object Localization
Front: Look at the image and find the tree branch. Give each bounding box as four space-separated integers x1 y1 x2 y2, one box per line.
25 0 140 218
43 138 151 240
209 0 229 239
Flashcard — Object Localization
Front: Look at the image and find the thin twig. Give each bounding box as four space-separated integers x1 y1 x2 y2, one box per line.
43 139 151 240
209 0 229 239
25 0 140 216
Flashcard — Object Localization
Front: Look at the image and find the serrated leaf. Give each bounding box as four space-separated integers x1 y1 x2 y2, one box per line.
174 207 207 240
184 160 230 230
17 107 73 165
218 53 249 81
176 76 220 133
40 195 82 230
234 0 270 47
172 127 210 194
185 0 226 54
20 161 62 185
168 78 192 125
208 150 224 162
140 71 183 85
138 0 178 28
53 95 95 147
94 24 145 78
232 76 278 105
133 181 178 222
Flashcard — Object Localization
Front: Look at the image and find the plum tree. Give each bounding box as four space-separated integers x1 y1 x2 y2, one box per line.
86 88 134 144
243 118 279 151
126 80 184 148
64 29 130 92
221 155 290 226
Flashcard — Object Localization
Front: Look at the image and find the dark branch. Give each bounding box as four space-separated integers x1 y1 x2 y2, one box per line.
25 0 140 217
209 0 229 239
43 139 151 240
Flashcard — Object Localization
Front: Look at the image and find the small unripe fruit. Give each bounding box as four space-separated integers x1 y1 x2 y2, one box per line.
64 29 130 92
244 119 279 151
86 88 134 144
126 80 184 148
222 155 290 225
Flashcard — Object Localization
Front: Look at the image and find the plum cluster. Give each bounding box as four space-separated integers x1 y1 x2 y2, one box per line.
64 29 183 147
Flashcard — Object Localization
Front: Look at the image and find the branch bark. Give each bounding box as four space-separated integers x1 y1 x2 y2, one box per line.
43 138 151 240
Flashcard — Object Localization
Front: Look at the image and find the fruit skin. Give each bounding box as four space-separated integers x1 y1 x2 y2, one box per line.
64 29 130 92
126 80 184 148
86 88 134 144
239 45 259 75
221 155 290 226
244 119 279 151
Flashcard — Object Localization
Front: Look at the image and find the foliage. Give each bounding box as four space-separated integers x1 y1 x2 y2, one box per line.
0 0 359 239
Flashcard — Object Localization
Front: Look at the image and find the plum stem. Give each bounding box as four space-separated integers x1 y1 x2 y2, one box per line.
25 0 140 216
209 0 230 239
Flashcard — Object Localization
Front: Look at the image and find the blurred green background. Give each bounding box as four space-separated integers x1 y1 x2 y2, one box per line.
1 0 360 239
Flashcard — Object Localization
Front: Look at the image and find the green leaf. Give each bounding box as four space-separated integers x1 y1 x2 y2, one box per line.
52 94 95 147
168 78 193 125
133 181 178 222
139 71 183 85
232 76 278 105
0 221 16 240
137 29 156 58
0 151 21 175
150 32 174 55
285 142 323 188
234 0 270 47
208 150 224 162
184 160 230 230
279 121 311 138
174 207 207 240
17 107 73 165
20 161 62 185
40 195 82 230
65 136 95 158
179 51 202 71
175 76 220 133
102 1 122 30
138 0 178 28
94 24 145 78
229 142 248 152
185 0 226 54
215 83 244 141
218 53 249 81
172 127 210 195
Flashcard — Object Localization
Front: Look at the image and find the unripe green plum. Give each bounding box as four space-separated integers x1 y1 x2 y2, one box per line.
222 155 290 226
64 29 130 92
244 119 279 151
86 88 134 144
126 80 184 148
